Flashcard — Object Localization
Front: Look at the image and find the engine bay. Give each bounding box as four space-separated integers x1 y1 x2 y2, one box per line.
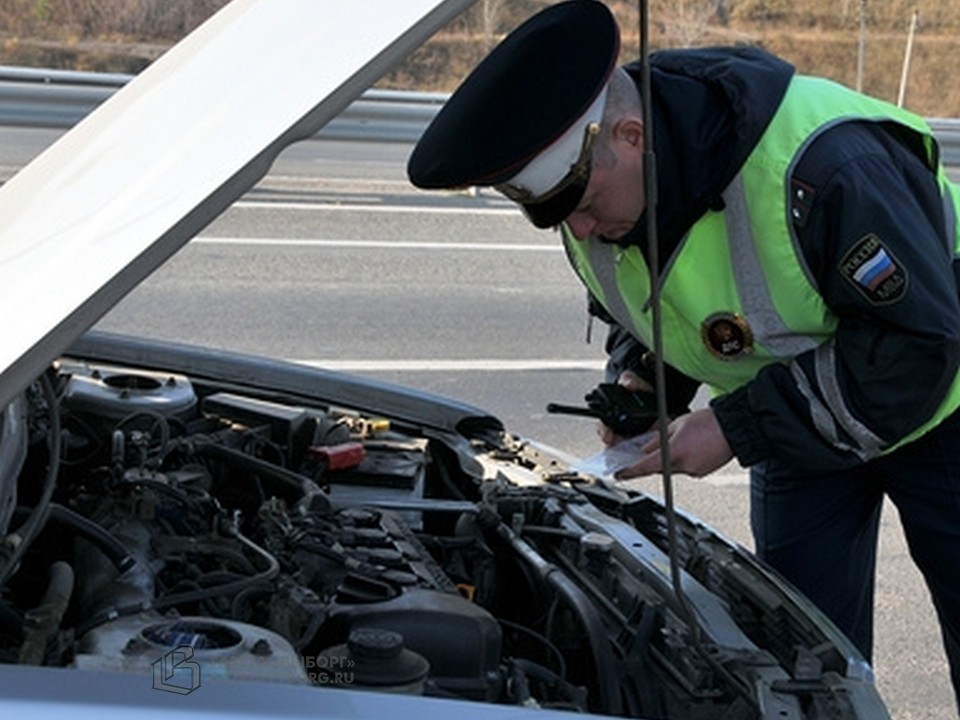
0 356 885 719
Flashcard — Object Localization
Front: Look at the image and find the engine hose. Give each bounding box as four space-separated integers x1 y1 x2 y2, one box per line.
509 661 533 705
494 522 623 715
75 526 281 637
498 617 567 679
46 504 135 573
188 440 316 498
153 530 279 610
510 657 587 710
9 503 136 576
19 561 74 665
0 373 62 587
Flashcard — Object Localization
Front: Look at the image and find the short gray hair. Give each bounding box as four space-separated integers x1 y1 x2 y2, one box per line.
593 68 642 170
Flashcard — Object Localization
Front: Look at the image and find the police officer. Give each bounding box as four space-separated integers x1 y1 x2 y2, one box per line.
407 0 960 704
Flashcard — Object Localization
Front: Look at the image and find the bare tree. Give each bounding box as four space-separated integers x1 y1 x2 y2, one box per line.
478 0 508 52
654 0 721 46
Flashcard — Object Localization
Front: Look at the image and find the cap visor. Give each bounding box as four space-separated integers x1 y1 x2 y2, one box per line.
520 175 588 229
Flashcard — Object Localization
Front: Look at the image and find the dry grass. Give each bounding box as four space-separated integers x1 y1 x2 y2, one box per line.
0 0 958 115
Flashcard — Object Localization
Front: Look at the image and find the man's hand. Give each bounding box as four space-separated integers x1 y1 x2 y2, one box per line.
613 408 733 479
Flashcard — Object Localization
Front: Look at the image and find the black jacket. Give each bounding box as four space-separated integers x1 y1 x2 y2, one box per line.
601 47 960 470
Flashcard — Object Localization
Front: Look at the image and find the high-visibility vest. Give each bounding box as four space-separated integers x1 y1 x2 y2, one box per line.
564 74 960 456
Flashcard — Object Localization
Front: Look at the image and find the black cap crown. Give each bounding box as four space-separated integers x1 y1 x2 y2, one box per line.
407 0 620 228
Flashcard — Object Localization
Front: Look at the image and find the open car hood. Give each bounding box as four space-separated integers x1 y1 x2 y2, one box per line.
0 0 476 411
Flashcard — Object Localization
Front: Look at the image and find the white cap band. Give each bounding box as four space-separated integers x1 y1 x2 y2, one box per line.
505 85 608 198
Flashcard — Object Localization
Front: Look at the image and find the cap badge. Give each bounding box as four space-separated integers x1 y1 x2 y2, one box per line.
495 121 600 205
701 312 753 361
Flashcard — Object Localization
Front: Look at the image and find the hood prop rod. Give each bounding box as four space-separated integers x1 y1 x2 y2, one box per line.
637 1 758 709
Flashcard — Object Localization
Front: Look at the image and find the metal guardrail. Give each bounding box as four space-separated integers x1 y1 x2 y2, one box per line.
925 118 960 166
0 65 448 143
3 65 960 164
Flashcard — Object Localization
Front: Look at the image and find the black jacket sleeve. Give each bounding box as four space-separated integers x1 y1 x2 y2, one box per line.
712 121 960 470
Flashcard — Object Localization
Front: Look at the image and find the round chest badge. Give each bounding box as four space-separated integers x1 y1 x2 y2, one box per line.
701 312 753 361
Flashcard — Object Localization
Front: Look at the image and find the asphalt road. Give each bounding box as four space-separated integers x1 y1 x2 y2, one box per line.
3 128 957 719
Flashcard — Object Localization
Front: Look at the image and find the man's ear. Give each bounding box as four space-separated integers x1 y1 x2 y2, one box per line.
612 117 644 150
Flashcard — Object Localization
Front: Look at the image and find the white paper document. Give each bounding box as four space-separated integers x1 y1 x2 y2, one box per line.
571 431 657 479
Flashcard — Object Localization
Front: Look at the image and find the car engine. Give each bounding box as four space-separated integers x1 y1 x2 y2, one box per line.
0 357 886 719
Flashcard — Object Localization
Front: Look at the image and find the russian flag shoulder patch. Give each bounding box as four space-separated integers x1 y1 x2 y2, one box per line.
838 233 908 304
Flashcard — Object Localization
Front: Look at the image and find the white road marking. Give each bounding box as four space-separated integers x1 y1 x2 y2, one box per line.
291 358 605 371
195 236 561 251
234 200 519 215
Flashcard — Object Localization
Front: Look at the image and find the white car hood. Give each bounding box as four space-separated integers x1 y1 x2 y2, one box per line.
0 0 475 410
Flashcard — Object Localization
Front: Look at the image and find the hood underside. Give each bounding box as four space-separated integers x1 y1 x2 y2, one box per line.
0 0 477 411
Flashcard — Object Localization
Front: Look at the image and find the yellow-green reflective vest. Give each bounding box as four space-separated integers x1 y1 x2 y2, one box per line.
564 74 960 456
